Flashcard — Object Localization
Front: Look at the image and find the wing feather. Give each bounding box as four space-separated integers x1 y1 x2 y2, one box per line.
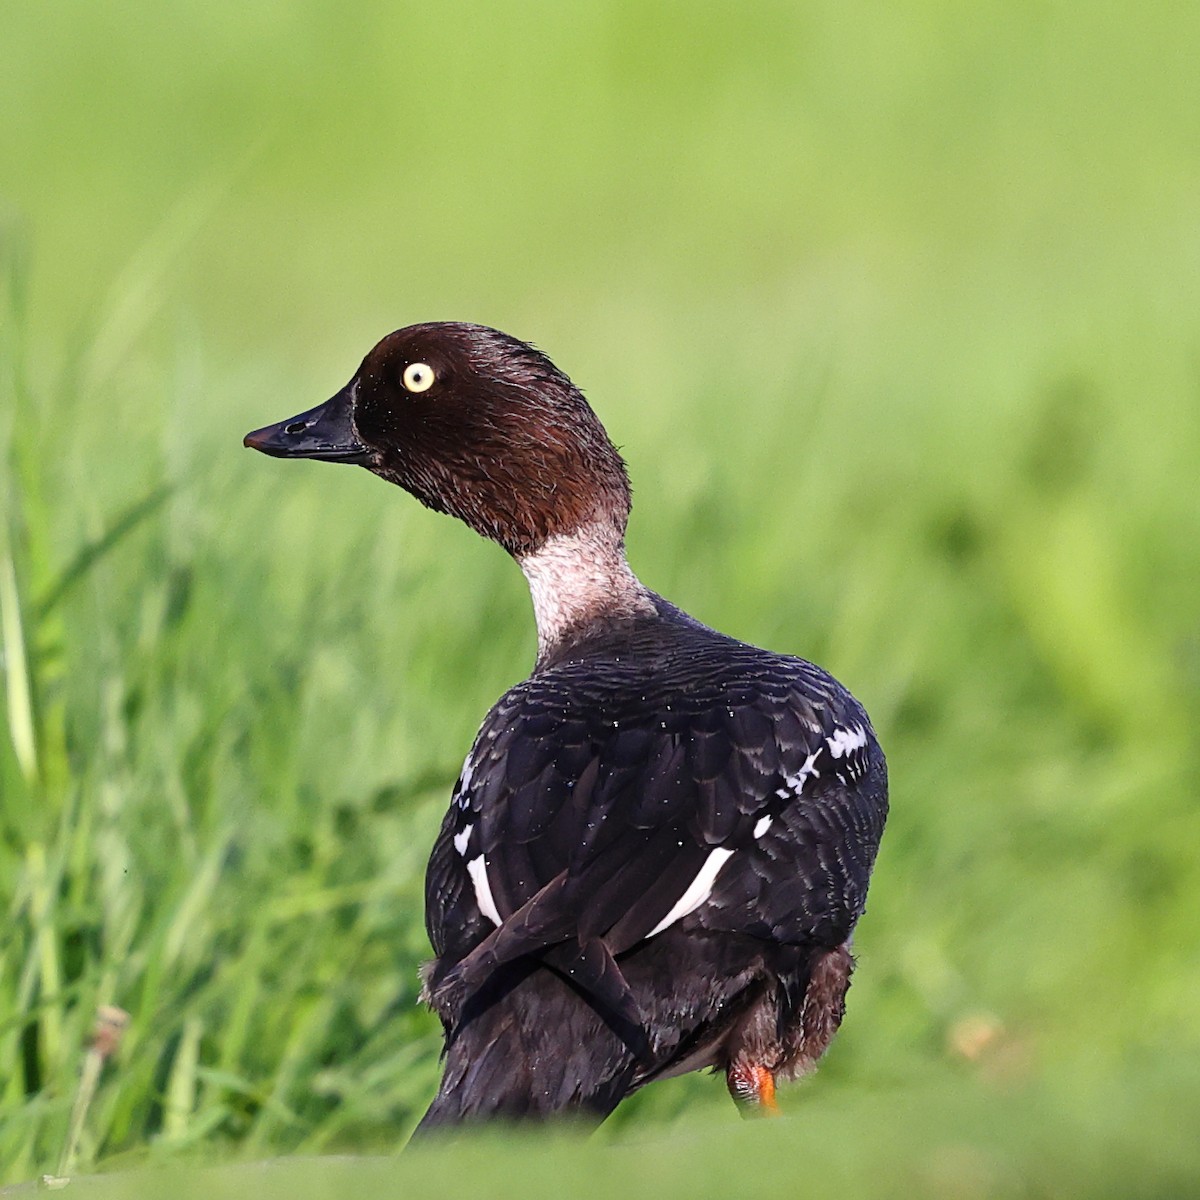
426 618 888 1028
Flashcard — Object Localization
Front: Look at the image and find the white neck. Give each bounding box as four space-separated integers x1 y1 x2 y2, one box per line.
518 524 656 661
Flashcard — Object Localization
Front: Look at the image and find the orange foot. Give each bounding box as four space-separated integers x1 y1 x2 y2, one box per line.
726 1062 781 1117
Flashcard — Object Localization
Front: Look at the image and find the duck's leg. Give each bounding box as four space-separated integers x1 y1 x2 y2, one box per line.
726 1061 781 1116
722 942 857 1117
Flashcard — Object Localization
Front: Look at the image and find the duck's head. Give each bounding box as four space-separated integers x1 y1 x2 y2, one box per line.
244 322 633 558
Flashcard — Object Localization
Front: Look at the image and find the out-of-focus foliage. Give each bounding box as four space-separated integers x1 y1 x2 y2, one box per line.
1 1 1197 1193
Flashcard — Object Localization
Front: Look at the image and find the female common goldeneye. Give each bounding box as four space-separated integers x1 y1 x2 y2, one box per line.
245 322 888 1131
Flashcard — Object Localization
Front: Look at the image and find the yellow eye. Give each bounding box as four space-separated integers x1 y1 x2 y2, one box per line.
403 362 435 393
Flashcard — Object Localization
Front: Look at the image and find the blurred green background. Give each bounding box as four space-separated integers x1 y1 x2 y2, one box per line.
2 1 1198 1195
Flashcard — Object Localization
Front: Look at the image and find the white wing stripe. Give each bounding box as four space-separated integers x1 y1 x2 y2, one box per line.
646 847 735 938
467 855 503 926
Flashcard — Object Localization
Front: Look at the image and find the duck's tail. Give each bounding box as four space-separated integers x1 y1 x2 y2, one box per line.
411 958 641 1135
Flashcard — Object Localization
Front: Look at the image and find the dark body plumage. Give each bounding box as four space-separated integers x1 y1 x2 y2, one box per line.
419 598 886 1129
243 321 889 1132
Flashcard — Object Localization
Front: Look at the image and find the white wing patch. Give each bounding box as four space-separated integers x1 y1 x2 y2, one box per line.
778 749 821 798
467 855 502 927
453 823 473 856
827 724 867 758
647 847 735 938
827 723 871 783
753 815 774 839
454 754 476 808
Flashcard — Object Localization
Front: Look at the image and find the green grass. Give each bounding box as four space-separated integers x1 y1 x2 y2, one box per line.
2 1 1199 1194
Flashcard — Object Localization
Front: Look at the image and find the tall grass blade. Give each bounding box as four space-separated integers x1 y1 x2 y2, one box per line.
0 550 38 786
80 183 227 396
162 1017 204 1145
35 484 174 620
78 132 270 396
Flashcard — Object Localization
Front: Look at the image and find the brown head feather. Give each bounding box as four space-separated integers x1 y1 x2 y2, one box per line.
351 323 632 556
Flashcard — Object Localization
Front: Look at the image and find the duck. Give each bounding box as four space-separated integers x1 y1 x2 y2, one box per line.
244 322 888 1132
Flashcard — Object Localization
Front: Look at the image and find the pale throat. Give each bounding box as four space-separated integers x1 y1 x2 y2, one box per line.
517 522 656 660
